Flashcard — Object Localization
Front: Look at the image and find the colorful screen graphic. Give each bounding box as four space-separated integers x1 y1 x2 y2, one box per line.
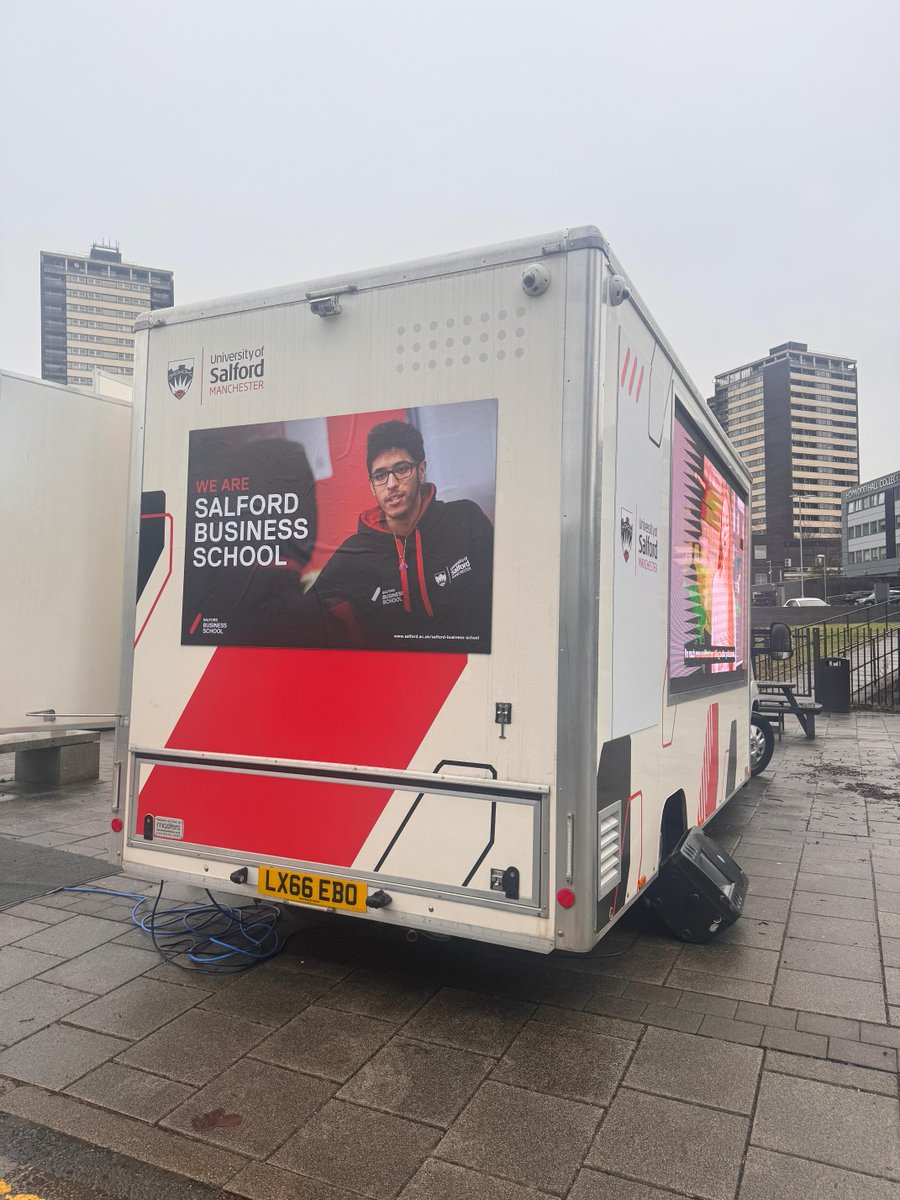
180 397 497 654
669 403 748 697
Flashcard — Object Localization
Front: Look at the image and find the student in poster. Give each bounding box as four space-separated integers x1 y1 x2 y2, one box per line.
310 418 494 652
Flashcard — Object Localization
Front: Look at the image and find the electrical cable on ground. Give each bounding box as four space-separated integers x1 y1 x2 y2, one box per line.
61 883 284 974
63 884 643 964
554 936 641 960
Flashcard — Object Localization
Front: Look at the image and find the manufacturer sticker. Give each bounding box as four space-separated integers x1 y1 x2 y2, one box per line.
153 816 185 840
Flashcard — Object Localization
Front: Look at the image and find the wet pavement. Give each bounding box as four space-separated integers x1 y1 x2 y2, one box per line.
0 712 898 1199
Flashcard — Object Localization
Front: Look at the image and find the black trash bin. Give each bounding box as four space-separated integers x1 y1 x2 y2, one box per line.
815 657 851 713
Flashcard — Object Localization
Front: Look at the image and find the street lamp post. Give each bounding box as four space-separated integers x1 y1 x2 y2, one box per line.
792 493 805 597
818 553 827 601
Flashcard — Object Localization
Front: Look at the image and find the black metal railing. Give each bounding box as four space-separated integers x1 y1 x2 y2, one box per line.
752 600 900 710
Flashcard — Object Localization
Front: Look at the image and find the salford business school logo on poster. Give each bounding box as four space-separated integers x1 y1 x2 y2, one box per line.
167 359 194 399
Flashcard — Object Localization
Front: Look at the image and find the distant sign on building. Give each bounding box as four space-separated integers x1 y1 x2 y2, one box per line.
842 469 900 578
844 471 900 502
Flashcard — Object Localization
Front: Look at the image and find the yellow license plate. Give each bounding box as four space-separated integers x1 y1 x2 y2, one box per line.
257 866 368 912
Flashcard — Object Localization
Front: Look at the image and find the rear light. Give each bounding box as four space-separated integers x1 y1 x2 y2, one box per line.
110 818 123 832
556 888 575 909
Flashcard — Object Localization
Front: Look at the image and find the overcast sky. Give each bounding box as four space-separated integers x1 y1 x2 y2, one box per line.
1 0 897 479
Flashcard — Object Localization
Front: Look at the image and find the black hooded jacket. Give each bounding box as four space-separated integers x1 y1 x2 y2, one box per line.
311 484 493 652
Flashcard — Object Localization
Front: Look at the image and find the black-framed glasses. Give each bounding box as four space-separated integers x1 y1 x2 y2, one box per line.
369 460 419 486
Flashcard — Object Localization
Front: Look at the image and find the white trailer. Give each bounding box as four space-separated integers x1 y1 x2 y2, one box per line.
113 227 753 953
0 370 131 732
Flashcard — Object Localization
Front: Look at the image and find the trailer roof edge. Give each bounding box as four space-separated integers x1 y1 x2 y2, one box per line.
134 227 612 332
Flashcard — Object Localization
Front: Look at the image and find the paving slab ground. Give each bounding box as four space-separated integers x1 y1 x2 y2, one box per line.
0 714 898 1199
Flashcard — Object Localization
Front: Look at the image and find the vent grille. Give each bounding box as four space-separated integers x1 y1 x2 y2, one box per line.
394 307 527 375
597 801 622 899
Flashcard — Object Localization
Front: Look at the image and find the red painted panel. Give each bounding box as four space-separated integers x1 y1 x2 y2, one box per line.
139 767 396 866
698 702 719 823
136 647 466 865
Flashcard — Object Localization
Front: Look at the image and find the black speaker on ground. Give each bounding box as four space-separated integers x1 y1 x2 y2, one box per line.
647 827 749 944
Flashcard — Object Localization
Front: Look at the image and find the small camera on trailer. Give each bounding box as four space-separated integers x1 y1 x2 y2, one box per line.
521 264 551 296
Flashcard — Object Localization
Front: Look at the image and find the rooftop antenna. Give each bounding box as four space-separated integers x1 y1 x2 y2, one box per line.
89 239 122 262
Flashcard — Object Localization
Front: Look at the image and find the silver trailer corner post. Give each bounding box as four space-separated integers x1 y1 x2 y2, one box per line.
553 234 606 952
111 324 152 867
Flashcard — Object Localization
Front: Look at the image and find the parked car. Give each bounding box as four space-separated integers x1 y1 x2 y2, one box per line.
854 589 900 607
784 597 829 608
829 590 870 605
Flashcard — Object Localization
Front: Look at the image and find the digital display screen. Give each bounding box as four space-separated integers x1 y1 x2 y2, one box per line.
669 402 749 698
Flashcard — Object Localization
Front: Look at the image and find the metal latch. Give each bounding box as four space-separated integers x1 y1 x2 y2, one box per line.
495 703 512 739
490 866 520 900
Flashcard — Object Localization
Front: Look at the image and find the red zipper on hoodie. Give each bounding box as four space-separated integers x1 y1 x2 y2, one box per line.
362 486 435 619
413 527 434 617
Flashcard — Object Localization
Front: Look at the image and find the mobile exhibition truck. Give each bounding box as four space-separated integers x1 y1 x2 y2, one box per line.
113 227 756 953
0 370 130 732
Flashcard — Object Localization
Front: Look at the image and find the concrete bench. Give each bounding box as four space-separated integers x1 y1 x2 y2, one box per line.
0 730 101 784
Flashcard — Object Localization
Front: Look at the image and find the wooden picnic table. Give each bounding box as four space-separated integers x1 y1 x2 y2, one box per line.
756 682 821 739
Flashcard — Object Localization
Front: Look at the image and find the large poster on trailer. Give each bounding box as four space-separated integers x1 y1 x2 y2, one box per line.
669 402 748 698
181 397 497 653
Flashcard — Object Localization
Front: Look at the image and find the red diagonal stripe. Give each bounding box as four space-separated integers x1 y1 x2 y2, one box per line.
137 648 467 867
134 513 173 647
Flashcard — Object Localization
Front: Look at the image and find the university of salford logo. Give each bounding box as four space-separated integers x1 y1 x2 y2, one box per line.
433 569 448 588
620 509 633 563
168 359 194 399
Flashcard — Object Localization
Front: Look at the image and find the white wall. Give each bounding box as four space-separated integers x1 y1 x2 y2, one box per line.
0 371 131 729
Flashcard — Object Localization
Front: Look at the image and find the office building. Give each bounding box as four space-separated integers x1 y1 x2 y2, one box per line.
709 341 859 584
842 470 900 580
40 243 174 388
